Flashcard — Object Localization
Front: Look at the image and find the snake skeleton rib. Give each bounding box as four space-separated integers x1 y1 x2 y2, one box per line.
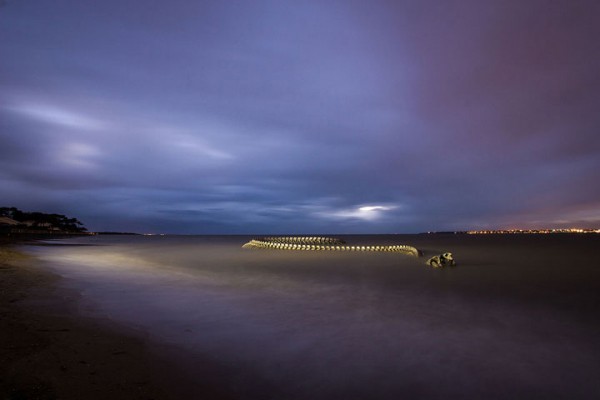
242 236 422 257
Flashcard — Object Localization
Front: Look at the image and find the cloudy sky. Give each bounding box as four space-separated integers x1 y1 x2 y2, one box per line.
1 0 599 234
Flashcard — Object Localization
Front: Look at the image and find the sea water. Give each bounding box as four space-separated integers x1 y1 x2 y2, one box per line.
25 234 600 399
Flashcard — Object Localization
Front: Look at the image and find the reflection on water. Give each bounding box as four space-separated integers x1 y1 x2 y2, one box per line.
26 235 600 399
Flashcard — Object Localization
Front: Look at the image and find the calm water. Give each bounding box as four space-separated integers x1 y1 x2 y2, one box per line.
25 235 600 399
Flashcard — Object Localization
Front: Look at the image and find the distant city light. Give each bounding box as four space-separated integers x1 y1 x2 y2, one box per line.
464 228 600 235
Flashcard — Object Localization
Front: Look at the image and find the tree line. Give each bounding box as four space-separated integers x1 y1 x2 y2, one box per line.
0 207 87 233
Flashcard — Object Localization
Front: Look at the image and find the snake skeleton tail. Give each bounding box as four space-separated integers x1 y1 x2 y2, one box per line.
242 236 422 257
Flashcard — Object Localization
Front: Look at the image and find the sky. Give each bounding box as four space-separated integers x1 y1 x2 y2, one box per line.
1 0 599 234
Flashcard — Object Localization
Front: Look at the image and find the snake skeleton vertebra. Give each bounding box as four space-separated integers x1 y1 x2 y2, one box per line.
242 236 423 258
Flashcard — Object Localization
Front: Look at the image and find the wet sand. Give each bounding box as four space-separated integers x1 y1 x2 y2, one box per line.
0 245 233 400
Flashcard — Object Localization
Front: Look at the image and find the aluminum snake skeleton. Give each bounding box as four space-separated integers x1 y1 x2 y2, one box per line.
242 236 422 257
242 236 456 268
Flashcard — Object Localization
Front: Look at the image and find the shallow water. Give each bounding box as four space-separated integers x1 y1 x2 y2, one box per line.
26 234 600 399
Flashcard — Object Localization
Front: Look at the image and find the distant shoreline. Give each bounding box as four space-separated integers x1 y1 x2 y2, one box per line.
3 231 598 243
0 232 95 245
424 228 600 234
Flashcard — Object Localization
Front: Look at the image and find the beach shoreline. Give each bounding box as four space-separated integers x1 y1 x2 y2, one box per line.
0 244 228 400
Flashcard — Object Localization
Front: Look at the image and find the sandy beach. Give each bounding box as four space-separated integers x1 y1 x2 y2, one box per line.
0 244 236 400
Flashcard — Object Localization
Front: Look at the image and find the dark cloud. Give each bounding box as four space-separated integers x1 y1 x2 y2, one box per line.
1 0 599 233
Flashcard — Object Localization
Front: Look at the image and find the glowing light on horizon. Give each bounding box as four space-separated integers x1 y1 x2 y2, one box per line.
358 206 388 212
317 204 397 221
